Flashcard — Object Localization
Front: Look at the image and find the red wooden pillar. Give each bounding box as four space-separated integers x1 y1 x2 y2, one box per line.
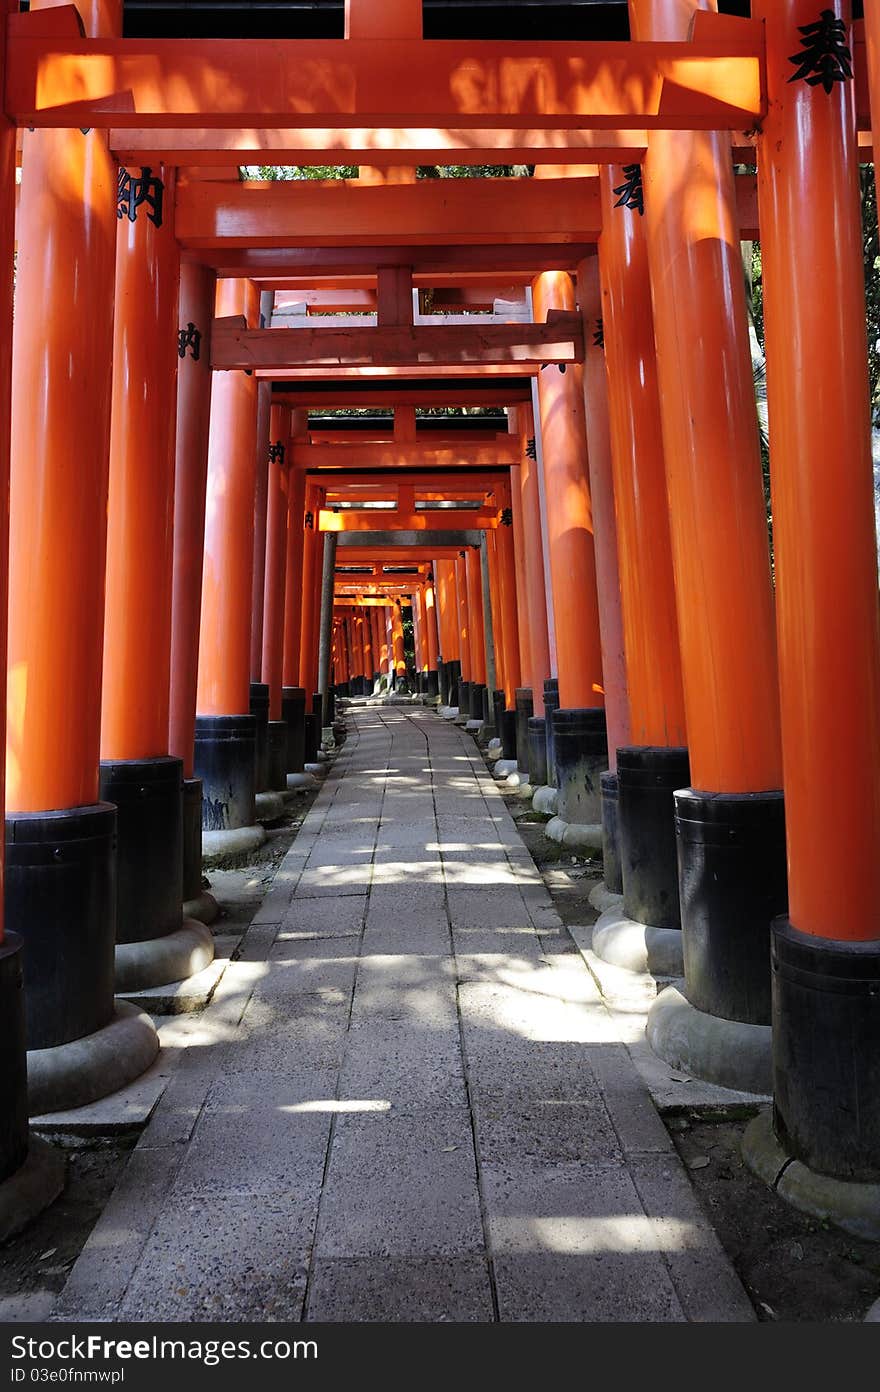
299 490 321 697
195 279 265 845
632 0 785 1072
495 505 521 708
742 0 880 1194
5 0 160 1103
170 262 217 923
455 554 471 687
532 272 604 713
465 546 487 709
262 404 291 790
249 378 273 682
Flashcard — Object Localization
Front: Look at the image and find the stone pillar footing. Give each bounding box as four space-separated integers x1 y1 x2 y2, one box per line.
0 1137 66 1243
201 823 267 867
183 889 219 925
27 1001 159 1119
743 1109 880 1243
115 917 215 992
592 904 683 978
544 815 601 852
647 982 772 1094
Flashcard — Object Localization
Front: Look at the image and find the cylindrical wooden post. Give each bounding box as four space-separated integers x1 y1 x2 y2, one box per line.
170 263 217 924
742 0 880 1195
195 279 265 849
250 374 273 682
632 0 785 1085
532 271 604 714
299 488 321 696
261 404 291 791
5 0 159 1107
101 161 209 989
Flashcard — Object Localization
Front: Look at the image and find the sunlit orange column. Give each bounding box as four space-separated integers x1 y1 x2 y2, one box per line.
250 379 273 682
454 553 472 715
196 279 266 847
391 601 406 679
486 531 506 700
464 545 486 722
5 0 158 1092
514 407 551 715
370 606 382 683
281 411 308 778
596 172 689 915
169 263 218 925
261 404 291 791
379 605 391 680
423 571 440 698
0 0 31 1174
632 0 784 1064
362 606 375 691
532 272 604 712
101 159 208 984
742 0 880 1186
495 509 521 708
299 490 321 697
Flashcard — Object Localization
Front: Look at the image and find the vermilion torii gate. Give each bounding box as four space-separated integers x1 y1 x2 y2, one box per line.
0 0 879 1246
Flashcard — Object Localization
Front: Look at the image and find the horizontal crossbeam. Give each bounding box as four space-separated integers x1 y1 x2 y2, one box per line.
212 316 582 370
6 24 765 130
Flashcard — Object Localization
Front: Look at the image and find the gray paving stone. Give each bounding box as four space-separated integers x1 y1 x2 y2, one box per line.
361 922 451 955
492 1253 685 1322
295 863 374 897
474 1094 622 1167
305 1257 494 1322
119 1193 317 1322
352 955 457 1026
586 1045 677 1156
447 888 534 931
277 896 367 938
171 1102 331 1197
340 1018 467 1112
252 952 358 1002
628 1155 756 1322
205 1069 340 1113
53 1146 185 1320
482 1164 685 1321
232 994 352 1072
315 1109 484 1257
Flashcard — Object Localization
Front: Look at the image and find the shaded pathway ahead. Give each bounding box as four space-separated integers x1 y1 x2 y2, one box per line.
56 706 752 1322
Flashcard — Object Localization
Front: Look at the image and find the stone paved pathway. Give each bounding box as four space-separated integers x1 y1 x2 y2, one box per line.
54 705 753 1323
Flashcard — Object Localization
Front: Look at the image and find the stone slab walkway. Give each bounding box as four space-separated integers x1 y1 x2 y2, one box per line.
52 705 753 1323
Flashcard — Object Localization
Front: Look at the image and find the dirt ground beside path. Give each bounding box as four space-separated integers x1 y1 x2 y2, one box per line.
496 779 880 1324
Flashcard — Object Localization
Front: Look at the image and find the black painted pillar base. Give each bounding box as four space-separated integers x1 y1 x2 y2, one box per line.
600 772 622 895
282 686 306 774
552 708 607 826
426 669 439 698
458 680 472 718
194 714 258 832
678 789 786 1026
6 804 116 1050
304 712 320 765
528 716 548 788
501 709 517 762
1 934 33 1180
181 777 218 925
267 719 288 792
514 688 533 772
0 932 67 1242
438 660 449 706
617 746 689 930
182 777 204 904
469 682 485 722
100 756 184 947
543 678 560 788
771 921 880 1181
249 681 270 793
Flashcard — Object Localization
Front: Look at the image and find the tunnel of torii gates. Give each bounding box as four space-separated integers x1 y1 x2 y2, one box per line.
1 0 880 1242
